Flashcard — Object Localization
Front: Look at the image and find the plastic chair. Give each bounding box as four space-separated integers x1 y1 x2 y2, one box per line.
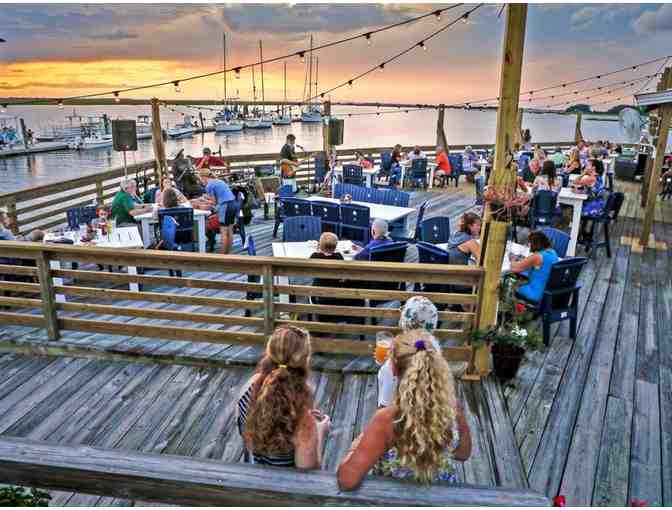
282 216 322 242
383 189 410 208
541 227 570 258
311 200 341 235
66 206 98 230
409 158 429 189
412 200 430 241
359 187 377 203
370 188 387 205
143 187 160 204
529 190 560 229
158 207 196 252
415 241 452 295
313 154 327 186
340 203 371 244
381 151 393 174
419 217 450 244
244 235 262 317
516 257 587 346
577 191 624 258
273 197 311 238
447 154 463 187
368 242 408 315
351 185 367 202
343 164 364 187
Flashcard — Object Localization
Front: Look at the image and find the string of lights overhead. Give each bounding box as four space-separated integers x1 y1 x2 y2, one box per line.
304 4 483 102
3 4 465 107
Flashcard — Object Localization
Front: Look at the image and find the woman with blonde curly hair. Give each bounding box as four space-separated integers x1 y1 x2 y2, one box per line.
337 330 471 489
237 325 331 468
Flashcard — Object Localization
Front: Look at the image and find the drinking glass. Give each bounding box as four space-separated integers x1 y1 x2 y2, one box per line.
374 332 393 366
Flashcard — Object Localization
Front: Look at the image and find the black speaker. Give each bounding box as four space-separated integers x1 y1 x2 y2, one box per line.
112 120 138 151
636 153 648 175
328 118 344 146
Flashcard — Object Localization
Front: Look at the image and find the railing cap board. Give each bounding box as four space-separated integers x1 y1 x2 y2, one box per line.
0 436 550 507
0 242 484 280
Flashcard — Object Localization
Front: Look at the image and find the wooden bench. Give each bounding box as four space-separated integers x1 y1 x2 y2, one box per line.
0 436 550 506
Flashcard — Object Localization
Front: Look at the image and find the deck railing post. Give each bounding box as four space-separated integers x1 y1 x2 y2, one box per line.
263 265 274 336
95 180 104 205
7 201 19 235
36 251 60 341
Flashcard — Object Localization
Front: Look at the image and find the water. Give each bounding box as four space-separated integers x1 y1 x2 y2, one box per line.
0 105 629 193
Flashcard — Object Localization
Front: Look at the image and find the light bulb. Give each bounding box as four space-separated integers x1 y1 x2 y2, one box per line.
173 81 181 93
419 41 426 51
462 13 469 23
0 104 5 113
299 52 305 63
235 67 241 79
365 33 372 46
57 100 64 109
347 80 353 89
435 10 441 20
114 92 120 103
379 63 385 71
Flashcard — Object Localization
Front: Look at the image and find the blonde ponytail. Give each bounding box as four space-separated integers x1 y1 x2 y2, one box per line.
391 330 457 483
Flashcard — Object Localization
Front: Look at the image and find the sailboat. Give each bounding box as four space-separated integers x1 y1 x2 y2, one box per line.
301 36 322 123
167 114 195 138
245 40 272 129
215 33 243 133
273 61 292 125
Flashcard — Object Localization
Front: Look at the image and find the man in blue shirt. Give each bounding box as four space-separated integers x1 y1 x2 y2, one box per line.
197 170 239 254
353 219 392 261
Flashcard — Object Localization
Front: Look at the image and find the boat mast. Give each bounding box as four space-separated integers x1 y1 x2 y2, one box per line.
259 40 265 114
223 33 227 104
314 56 319 101
308 34 313 100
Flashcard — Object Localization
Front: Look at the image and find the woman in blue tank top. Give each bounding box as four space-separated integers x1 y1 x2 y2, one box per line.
509 230 559 303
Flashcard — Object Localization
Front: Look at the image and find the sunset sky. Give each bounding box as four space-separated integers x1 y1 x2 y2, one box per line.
1 3 671 107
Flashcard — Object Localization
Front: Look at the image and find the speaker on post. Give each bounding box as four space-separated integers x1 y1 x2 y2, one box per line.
112 120 138 151
328 118 344 146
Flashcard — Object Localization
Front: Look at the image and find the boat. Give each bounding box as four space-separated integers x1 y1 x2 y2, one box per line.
214 33 244 134
166 115 194 138
273 62 293 126
135 115 153 140
69 133 113 150
301 36 322 123
242 42 272 130
38 110 108 142
244 113 272 129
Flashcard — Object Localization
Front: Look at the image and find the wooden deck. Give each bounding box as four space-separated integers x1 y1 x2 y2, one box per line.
1 178 670 505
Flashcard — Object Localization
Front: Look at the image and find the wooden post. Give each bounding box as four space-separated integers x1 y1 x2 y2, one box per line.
151 98 167 187
574 112 583 145
322 101 331 188
436 105 448 152
639 67 672 247
19 118 29 150
7 201 19 235
198 111 205 134
262 265 274 336
95 181 104 205
36 252 59 341
477 3 528 331
514 109 523 148
641 77 667 208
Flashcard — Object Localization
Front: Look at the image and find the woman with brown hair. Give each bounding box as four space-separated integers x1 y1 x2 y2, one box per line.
445 212 481 265
337 329 471 489
237 326 331 468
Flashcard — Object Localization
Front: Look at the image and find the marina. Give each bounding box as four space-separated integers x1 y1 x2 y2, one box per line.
1 2 672 507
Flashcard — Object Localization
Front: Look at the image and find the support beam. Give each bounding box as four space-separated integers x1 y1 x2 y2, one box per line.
436 104 449 152
322 100 332 184
639 67 672 247
478 4 528 331
150 98 167 187
574 111 583 144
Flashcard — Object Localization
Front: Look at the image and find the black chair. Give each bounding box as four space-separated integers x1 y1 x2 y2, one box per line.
244 235 262 317
283 216 322 243
541 227 570 258
66 206 98 230
313 154 327 189
368 242 408 320
273 197 311 239
613 157 638 181
311 200 340 235
447 155 463 188
340 203 371 244
272 185 296 238
419 217 450 244
516 257 587 346
529 190 560 229
577 192 624 258
409 159 429 189
415 241 452 296
343 164 364 187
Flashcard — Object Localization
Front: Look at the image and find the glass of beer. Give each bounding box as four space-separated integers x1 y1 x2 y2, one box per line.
374 332 393 366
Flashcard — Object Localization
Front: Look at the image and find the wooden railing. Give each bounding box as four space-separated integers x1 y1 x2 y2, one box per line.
0 141 584 237
0 160 157 236
0 242 483 360
0 436 550 506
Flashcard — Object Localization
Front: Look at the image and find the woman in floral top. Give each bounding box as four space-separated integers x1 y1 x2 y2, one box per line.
337 330 472 489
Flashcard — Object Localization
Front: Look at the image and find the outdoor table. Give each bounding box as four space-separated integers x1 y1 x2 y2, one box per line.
304 195 415 224
271 240 357 304
44 226 144 302
436 240 529 274
333 165 379 188
134 202 210 253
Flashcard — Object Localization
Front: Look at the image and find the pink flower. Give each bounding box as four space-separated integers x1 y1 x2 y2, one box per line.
515 303 526 315
553 496 566 507
630 500 648 507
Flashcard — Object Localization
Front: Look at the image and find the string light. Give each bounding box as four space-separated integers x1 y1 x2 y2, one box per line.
235 67 241 79
347 80 353 89
434 10 441 20
114 91 120 103
419 41 426 51
57 100 64 109
462 12 470 23
379 63 385 71
173 81 181 93
298 51 305 63
365 33 372 46
0 104 5 113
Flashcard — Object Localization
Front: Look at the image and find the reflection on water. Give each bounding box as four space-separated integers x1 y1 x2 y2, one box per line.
0 105 629 193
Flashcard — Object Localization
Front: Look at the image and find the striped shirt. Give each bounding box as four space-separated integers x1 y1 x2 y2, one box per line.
237 383 296 467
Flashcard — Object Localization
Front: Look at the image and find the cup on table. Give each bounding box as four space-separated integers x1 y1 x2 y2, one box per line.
79 224 87 237
374 332 393 366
